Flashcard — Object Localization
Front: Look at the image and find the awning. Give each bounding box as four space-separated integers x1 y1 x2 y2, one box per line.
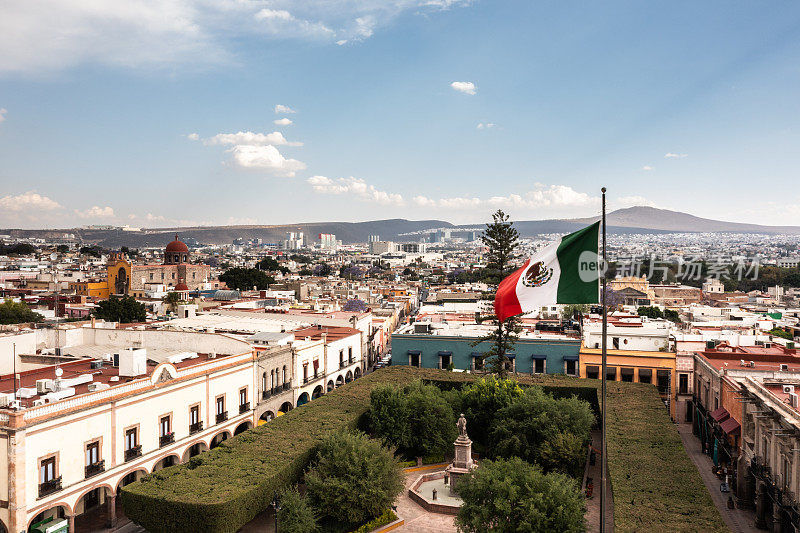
638 368 652 378
531 354 547 360
563 355 579 362
710 407 730 423
720 418 741 435
407 350 421 355
470 352 483 358
620 367 634 375
437 351 452 356
504 352 516 359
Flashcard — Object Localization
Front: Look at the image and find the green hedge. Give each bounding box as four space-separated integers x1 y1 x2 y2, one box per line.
349 509 398 533
120 367 725 533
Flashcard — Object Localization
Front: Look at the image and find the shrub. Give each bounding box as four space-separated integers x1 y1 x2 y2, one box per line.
455 457 585 533
277 487 318 533
305 431 403 528
349 509 398 533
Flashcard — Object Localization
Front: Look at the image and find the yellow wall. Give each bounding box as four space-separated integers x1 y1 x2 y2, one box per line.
106 258 132 296
580 347 677 416
70 281 110 299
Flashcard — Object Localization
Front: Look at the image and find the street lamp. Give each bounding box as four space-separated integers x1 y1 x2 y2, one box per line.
271 495 281 533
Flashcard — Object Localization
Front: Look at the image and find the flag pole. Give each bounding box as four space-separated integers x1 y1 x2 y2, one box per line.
600 187 607 533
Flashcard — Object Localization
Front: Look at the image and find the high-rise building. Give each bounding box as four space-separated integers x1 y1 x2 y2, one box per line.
318 233 338 250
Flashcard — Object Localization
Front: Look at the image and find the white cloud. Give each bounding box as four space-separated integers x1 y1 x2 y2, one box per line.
274 118 293 126
664 152 688 159
0 108 7 122
228 145 306 177
615 196 658 208
0 1 474 75
641 165 654 171
205 131 302 147
186 132 200 141
274 104 296 114
477 122 496 129
308 176 405 206
75 205 115 219
451 81 476 95
0 191 62 212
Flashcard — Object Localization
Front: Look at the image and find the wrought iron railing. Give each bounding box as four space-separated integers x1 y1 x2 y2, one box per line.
39 476 62 497
189 421 204 434
124 445 142 462
159 432 175 447
239 402 250 414
85 460 105 479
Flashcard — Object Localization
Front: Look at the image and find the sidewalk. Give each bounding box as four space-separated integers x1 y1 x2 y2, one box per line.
677 423 761 533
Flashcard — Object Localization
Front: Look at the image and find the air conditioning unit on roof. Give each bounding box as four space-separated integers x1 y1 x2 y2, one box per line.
783 385 794 394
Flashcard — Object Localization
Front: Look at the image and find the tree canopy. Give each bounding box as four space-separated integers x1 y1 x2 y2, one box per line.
455 457 585 533
342 298 368 313
305 431 403 528
0 243 37 255
0 299 44 324
219 268 274 291
277 487 319 533
367 381 457 458
257 257 290 274
94 295 147 323
457 376 523 447
488 386 595 477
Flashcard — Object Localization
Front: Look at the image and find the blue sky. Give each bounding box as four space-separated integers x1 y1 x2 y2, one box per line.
1 0 800 228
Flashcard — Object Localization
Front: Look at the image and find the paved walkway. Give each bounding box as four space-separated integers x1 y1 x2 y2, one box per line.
677 423 761 533
395 465 457 532
583 429 613 533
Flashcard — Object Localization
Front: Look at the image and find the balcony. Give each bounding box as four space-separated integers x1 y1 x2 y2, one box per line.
283 382 290 391
303 376 310 384
349 358 355 365
262 390 271 400
339 361 346 369
216 411 228 424
85 460 105 479
239 402 250 414
189 421 204 434
39 476 62 498
124 445 142 462
159 432 175 447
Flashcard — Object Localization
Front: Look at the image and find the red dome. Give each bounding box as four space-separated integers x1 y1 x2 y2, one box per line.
174 282 189 291
165 234 189 253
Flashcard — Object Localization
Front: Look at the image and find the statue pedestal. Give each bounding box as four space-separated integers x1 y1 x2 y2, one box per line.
445 435 475 494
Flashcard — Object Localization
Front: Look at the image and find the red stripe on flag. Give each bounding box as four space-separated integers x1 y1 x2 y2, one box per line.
494 259 528 321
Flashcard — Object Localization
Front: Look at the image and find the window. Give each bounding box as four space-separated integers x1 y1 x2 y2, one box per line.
125 428 138 450
586 365 599 379
565 359 577 376
679 373 689 395
160 416 171 437
171 272 175 279
190 405 200 425
348 347 353 361
239 388 247 407
303 363 309 382
639 369 652 384
620 368 634 382
40 457 56 483
534 358 545 374
86 441 100 466
339 349 344 364
149 273 154 281
612 337 620 349
216 396 225 415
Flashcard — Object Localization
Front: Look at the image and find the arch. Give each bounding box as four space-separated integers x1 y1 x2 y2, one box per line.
335 375 344 388
0 518 7 533
181 441 208 463
210 430 231 449
233 421 253 436
345 370 353 383
312 385 324 399
278 401 292 414
354 367 362 379
28 504 71 530
73 485 115 530
258 411 275 425
297 392 310 407
326 380 335 392
116 469 148 493
152 455 180 472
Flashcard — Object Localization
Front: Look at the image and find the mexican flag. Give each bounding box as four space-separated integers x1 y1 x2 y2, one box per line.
494 222 600 321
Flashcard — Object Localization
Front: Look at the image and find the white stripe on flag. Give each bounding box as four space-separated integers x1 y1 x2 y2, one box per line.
514 238 562 310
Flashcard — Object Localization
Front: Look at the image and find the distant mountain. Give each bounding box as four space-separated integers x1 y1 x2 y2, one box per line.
569 206 800 234
4 207 800 247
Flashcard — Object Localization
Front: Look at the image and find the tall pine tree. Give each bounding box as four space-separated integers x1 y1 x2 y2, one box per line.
475 210 521 378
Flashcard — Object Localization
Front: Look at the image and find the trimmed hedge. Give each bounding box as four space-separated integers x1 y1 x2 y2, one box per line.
120 367 725 533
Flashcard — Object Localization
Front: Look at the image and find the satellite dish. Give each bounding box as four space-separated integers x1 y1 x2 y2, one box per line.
55 368 63 377
50 252 58 261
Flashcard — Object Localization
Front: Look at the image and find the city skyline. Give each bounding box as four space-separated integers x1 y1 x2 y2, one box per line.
2 1 800 228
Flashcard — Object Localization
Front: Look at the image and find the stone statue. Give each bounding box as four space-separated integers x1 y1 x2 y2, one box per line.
457 413 467 438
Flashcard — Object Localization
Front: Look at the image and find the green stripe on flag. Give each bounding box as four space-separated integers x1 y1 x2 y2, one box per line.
555 221 600 303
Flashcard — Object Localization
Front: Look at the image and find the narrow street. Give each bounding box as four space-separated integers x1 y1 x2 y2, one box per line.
677 423 761 533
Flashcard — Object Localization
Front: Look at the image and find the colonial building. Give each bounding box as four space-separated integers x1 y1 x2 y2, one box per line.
130 235 212 294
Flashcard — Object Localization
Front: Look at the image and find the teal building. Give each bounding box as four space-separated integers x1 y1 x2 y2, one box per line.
391 333 581 376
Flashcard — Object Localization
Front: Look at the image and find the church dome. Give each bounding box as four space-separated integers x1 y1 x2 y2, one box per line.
165 234 189 253
174 281 189 291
